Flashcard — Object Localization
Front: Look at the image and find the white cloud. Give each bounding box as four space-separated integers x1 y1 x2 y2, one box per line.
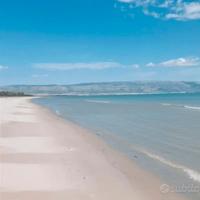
0 65 8 70
130 64 140 68
118 0 134 3
146 57 200 67
34 62 140 70
146 62 156 67
143 8 161 18
166 2 200 20
116 0 200 21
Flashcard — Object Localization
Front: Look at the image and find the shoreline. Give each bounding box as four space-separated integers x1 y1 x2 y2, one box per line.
0 97 185 200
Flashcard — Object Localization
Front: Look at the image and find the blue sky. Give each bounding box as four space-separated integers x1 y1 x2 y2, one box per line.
0 0 200 85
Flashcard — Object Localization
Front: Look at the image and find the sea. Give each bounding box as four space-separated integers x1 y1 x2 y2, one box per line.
33 93 200 200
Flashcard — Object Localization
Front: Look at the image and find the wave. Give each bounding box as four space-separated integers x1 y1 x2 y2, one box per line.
184 105 200 111
43 91 188 96
161 103 184 107
85 100 110 104
161 103 172 106
99 132 200 183
103 132 200 184
49 92 151 96
161 103 200 111
139 149 200 183
183 169 200 183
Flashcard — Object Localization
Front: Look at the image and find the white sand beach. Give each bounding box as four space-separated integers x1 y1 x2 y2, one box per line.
0 97 184 200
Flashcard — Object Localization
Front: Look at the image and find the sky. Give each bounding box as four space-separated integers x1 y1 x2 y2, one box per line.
0 0 200 85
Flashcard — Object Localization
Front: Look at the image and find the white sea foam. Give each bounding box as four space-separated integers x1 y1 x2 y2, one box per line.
45 92 183 96
90 130 200 183
139 149 200 183
184 105 200 111
161 103 200 111
161 103 172 106
183 169 200 183
85 100 110 104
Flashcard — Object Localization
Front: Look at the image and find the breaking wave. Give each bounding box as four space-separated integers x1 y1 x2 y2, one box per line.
161 103 172 106
184 105 200 111
139 149 200 183
85 100 110 104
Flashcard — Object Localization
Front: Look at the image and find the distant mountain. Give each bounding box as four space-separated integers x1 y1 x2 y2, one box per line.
1 81 200 95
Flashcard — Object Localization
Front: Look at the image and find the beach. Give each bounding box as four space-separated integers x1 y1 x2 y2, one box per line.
0 97 183 200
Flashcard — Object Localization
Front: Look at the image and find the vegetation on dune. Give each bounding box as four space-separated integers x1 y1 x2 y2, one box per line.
0 91 31 97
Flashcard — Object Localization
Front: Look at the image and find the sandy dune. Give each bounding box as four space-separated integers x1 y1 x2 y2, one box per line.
0 97 184 200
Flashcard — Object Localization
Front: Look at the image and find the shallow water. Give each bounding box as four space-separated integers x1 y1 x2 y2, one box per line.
33 93 200 200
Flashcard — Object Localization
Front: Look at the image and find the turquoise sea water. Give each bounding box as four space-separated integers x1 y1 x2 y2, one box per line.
33 93 200 200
